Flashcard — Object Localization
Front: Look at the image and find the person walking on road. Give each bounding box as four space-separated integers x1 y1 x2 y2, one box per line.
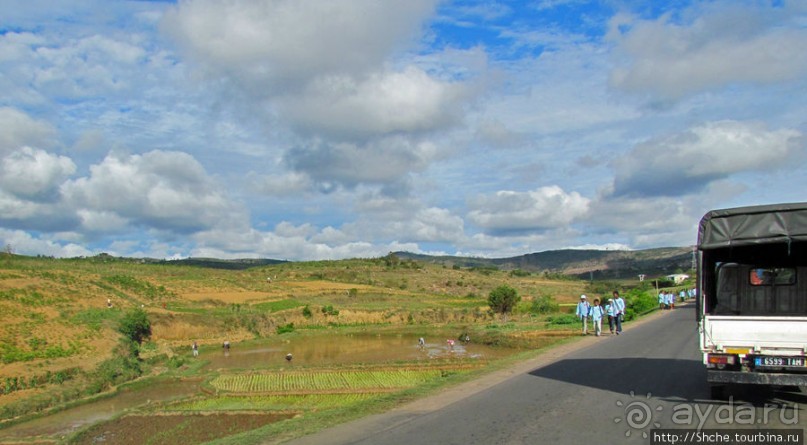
590 298 604 337
605 298 616 334
576 295 590 335
612 291 625 334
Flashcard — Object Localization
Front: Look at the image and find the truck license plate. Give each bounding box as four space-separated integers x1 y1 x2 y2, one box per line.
755 356 806 367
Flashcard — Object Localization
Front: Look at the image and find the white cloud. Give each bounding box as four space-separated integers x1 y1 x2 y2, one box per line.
0 146 76 200
608 2 807 101
0 228 92 258
249 171 313 196
281 66 468 140
29 35 148 100
62 150 246 233
162 0 438 92
611 120 805 197
284 137 438 192
0 107 58 154
467 186 590 233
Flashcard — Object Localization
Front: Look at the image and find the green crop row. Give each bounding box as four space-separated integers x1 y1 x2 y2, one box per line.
210 369 445 393
166 393 379 412
1 367 80 395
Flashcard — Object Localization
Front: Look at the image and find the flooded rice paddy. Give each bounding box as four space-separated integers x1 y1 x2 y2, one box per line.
202 332 509 370
0 332 523 443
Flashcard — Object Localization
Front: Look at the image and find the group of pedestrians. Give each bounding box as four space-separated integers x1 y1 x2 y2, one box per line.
575 291 625 337
658 288 696 310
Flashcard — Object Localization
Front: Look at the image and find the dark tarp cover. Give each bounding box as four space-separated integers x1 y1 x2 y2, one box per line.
698 202 807 250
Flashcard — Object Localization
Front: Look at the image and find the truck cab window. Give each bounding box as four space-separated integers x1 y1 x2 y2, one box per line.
748 267 795 287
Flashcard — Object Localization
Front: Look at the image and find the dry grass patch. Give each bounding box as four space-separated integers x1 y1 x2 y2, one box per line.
179 291 270 304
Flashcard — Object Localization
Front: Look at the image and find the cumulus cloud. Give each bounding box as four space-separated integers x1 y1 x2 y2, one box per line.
0 228 92 258
162 0 437 92
611 120 805 198
0 107 58 154
467 186 590 233
284 137 437 193
163 0 475 194
281 66 468 141
0 146 76 201
62 150 245 233
586 193 710 249
608 2 807 101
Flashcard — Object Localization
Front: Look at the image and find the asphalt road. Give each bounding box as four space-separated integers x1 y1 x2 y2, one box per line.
285 305 806 445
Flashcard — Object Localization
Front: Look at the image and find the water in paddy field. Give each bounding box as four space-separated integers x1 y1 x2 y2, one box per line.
0 333 519 442
0 379 200 441
202 333 511 370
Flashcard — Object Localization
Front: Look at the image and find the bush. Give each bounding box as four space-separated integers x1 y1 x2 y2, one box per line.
167 355 186 369
488 285 520 320
530 295 559 314
302 305 313 318
276 323 295 334
117 308 151 345
624 289 657 321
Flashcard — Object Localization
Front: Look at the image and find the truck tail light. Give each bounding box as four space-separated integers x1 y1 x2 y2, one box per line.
707 354 736 365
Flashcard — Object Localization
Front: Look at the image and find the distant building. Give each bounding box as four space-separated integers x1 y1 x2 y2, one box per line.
666 274 690 284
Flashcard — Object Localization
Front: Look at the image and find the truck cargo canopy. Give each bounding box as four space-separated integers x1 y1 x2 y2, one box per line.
698 202 807 250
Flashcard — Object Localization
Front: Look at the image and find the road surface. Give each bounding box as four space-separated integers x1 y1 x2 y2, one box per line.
284 305 805 445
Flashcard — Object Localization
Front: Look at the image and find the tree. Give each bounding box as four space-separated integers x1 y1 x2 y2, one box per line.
488 285 520 321
117 308 152 345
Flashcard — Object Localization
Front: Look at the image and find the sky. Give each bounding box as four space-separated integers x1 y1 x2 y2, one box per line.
0 0 805 261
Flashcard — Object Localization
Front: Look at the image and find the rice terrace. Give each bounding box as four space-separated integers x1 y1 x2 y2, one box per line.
0 251 690 444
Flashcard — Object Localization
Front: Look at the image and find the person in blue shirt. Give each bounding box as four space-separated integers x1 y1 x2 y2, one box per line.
605 298 616 335
590 298 605 336
612 291 625 334
575 295 590 335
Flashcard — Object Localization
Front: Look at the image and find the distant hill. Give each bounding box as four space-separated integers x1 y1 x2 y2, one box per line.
85 247 694 277
157 257 288 270
394 247 695 279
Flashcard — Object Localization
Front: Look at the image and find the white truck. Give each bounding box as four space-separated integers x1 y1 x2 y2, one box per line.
697 202 807 398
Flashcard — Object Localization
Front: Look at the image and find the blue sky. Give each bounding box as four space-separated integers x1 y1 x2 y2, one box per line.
0 0 805 260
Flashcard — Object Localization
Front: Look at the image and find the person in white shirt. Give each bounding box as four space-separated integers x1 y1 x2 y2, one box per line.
612 291 625 334
589 298 605 337
605 298 616 335
575 295 590 335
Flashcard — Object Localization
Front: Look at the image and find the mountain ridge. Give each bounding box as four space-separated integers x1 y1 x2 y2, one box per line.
394 246 694 279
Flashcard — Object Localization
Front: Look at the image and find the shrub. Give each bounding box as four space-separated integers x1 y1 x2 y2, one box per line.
530 295 559 314
117 308 151 345
624 289 657 320
488 285 520 320
276 323 295 335
321 305 339 316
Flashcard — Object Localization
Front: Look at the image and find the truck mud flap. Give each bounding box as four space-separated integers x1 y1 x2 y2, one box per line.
708 370 807 386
